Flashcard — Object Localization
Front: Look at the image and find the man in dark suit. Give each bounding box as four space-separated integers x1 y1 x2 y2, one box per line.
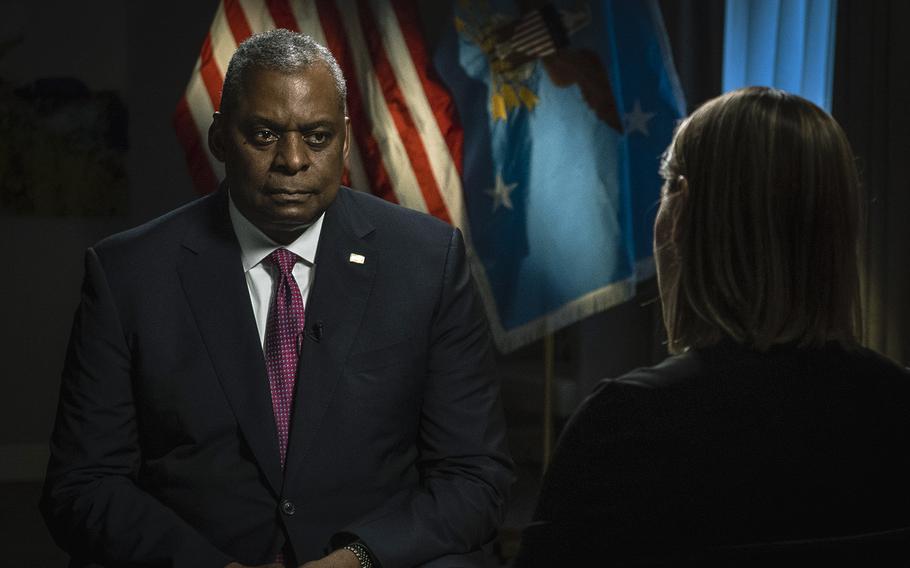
41 29 512 568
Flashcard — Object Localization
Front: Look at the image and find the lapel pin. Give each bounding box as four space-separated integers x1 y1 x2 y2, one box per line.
349 253 366 265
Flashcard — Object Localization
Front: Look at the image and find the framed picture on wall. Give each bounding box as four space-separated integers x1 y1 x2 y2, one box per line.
0 1 128 217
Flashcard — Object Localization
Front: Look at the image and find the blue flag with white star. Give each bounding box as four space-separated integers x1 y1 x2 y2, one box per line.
434 0 685 351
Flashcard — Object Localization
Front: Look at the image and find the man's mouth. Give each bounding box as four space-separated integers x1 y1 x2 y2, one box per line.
266 188 316 202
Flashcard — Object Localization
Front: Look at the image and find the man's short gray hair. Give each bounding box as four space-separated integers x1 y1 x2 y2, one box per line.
219 29 347 114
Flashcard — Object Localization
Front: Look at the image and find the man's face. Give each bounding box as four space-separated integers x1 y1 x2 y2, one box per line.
210 64 349 244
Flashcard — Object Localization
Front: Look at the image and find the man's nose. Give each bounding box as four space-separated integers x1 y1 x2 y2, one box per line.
273 135 310 173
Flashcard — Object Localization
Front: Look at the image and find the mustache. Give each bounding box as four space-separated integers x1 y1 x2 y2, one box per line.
264 186 317 194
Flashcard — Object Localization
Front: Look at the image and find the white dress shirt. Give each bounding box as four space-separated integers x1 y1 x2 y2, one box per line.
228 195 324 350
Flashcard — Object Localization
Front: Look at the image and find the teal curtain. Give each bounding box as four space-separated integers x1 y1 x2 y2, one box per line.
723 0 837 110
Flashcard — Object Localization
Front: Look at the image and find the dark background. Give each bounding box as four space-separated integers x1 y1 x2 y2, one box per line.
1 1 906 566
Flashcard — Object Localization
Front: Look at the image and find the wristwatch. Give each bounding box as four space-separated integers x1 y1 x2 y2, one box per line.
342 541 374 568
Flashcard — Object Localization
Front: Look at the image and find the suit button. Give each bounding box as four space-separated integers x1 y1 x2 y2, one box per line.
280 499 296 516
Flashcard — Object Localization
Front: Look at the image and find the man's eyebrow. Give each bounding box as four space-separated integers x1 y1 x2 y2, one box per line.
243 115 282 129
243 116 337 131
297 120 336 131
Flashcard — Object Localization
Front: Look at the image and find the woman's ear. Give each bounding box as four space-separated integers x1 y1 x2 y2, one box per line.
669 176 689 242
676 175 688 196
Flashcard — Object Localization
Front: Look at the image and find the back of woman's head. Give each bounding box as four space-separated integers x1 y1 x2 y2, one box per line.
658 86 862 353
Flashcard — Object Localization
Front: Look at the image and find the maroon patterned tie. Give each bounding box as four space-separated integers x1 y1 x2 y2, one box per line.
264 248 305 469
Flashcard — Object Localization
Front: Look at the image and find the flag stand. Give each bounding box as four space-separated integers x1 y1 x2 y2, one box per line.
541 333 555 474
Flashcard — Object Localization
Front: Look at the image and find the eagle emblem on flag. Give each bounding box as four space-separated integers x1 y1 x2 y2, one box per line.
454 0 622 130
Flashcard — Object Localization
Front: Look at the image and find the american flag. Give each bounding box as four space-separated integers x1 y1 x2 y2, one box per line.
173 0 469 231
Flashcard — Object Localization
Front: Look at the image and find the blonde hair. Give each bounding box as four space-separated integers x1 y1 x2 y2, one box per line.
658 87 862 353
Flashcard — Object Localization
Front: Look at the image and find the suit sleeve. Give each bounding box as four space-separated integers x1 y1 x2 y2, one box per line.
338 228 514 567
40 248 234 568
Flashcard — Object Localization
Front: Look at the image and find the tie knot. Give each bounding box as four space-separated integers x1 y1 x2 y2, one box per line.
266 248 299 276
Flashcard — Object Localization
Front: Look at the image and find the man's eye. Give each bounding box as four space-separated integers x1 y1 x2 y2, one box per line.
252 130 279 144
304 132 330 146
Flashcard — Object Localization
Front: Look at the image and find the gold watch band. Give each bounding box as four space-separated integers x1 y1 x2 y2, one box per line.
342 541 374 568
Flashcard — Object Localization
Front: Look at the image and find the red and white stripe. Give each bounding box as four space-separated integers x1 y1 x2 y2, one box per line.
173 0 468 233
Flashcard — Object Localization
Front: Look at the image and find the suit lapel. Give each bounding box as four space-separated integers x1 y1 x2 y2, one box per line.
284 188 377 482
176 190 283 495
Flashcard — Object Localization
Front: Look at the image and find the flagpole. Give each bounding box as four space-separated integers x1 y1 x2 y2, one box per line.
542 333 555 473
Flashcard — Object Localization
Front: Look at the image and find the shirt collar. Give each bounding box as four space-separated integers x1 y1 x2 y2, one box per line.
228 192 324 272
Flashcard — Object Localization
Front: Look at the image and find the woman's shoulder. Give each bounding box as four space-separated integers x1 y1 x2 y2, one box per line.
581 350 707 412
566 351 707 437
610 341 909 387
836 344 910 380
581 341 910 431
611 350 707 389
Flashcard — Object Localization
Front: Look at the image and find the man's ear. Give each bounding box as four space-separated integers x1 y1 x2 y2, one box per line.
208 112 226 163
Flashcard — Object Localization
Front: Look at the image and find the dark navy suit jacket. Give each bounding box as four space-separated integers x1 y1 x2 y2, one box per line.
42 187 513 567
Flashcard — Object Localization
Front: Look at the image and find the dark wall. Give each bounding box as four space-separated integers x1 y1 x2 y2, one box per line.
0 0 218 479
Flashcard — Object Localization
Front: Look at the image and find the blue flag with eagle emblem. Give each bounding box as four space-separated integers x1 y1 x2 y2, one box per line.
433 0 685 351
